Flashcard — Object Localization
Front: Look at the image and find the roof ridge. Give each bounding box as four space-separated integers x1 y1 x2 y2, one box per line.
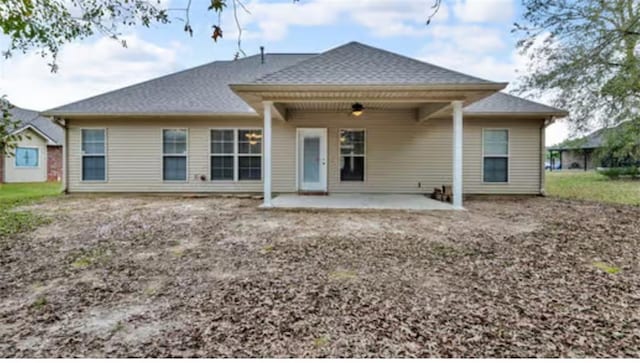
249 43 352 83
250 40 497 85
266 52 318 55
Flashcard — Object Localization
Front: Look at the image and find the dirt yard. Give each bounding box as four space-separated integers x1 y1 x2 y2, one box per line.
1 195 639 357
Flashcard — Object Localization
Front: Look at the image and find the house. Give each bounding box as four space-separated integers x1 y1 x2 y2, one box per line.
547 122 639 170
1 105 63 183
44 42 567 208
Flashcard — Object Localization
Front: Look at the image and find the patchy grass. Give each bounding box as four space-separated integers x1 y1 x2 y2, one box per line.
328 269 358 281
31 296 47 310
70 248 111 269
313 336 330 348
592 261 621 274
0 182 61 239
546 171 640 206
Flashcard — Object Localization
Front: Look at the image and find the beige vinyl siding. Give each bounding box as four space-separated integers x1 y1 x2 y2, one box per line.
275 111 544 194
4 129 48 183
67 118 263 193
65 114 544 195
273 110 452 193
463 119 543 194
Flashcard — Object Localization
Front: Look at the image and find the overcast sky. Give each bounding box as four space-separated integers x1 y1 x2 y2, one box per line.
0 0 571 145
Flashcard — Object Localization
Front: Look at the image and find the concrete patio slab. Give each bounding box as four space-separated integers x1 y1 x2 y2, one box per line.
266 193 457 211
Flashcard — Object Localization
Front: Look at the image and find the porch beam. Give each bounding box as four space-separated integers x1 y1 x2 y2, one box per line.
417 102 451 124
263 101 273 207
272 103 288 122
452 100 463 209
265 97 467 103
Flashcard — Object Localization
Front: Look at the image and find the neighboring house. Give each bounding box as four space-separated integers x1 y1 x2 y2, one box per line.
547 122 637 170
1 105 64 183
44 42 567 208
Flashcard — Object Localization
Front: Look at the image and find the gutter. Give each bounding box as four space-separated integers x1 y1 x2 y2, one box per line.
43 111 259 118
230 82 509 93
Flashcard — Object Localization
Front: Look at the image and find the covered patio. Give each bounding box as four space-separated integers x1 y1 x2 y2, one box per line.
232 86 506 211
268 193 456 211
229 42 510 210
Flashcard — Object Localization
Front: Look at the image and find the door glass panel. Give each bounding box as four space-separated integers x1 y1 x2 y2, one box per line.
303 136 320 183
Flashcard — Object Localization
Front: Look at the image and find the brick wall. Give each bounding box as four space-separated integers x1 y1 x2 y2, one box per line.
47 145 63 182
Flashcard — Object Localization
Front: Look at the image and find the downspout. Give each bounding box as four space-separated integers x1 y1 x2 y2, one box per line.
57 118 69 194
540 117 554 196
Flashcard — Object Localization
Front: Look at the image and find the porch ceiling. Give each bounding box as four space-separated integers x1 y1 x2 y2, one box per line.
230 85 507 122
284 101 425 111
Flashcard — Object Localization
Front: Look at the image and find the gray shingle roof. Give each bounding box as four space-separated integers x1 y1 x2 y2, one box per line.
45 53 315 116
464 92 567 115
45 41 564 118
7 105 63 145
251 42 494 85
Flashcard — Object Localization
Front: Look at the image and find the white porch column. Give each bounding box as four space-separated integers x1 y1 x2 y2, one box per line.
263 101 273 207
452 100 463 209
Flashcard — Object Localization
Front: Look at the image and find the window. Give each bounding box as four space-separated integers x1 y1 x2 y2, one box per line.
238 129 262 180
210 129 262 181
210 129 234 181
15 147 39 167
163 129 187 181
340 129 365 181
81 129 106 181
483 129 509 183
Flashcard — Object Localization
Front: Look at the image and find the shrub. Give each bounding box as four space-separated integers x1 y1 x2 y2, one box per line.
597 166 639 179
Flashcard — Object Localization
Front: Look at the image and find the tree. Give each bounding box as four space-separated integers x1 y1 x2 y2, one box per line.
0 97 27 157
0 0 442 154
515 0 640 159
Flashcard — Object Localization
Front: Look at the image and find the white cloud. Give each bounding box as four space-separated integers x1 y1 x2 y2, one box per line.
226 0 451 41
417 23 516 82
453 0 515 23
0 34 180 110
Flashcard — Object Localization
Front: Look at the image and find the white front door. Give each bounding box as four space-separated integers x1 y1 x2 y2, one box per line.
297 128 327 192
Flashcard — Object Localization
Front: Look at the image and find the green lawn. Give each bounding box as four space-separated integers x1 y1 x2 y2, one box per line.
0 182 62 238
546 171 640 206
0 182 62 205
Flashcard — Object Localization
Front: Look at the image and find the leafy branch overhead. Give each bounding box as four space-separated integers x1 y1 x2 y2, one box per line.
0 96 27 156
515 0 640 131
0 0 445 154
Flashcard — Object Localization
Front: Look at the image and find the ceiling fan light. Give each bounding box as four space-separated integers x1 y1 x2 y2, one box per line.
351 102 364 117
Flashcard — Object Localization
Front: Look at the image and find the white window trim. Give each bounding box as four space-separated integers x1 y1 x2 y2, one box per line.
339 128 366 183
209 127 263 183
14 146 40 169
481 128 510 184
161 128 189 183
80 128 107 183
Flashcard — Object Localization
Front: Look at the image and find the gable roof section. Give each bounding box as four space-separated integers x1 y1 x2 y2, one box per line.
464 92 568 116
249 42 495 86
44 54 315 116
44 41 565 118
7 105 63 145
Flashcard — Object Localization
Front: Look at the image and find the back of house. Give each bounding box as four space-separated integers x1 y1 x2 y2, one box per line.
44 41 567 208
